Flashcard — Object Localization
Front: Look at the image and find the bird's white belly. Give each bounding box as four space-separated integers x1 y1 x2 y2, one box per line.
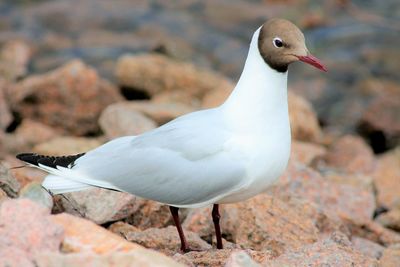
217 130 291 204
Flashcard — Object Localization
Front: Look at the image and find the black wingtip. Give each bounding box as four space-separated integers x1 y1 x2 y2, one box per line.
16 153 35 158
16 152 86 169
16 153 40 165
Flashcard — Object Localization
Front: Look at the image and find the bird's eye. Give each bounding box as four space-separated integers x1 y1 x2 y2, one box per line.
273 37 283 48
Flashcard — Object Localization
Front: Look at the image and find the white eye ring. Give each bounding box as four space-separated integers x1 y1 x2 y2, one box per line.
273 37 283 48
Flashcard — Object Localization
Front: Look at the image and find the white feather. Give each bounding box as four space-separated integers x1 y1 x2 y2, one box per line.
42 174 92 194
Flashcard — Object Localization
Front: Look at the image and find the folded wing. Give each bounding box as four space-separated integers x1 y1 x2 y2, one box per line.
41 109 247 207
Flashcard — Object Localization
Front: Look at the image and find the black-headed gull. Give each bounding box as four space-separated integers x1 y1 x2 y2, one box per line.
17 18 326 252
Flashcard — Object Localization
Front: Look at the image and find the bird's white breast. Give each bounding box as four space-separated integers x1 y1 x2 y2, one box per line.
217 120 291 204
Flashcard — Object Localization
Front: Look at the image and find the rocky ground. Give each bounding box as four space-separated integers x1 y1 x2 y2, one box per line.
0 1 400 267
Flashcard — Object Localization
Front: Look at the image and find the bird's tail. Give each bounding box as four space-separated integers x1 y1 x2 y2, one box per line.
42 174 92 194
16 152 94 194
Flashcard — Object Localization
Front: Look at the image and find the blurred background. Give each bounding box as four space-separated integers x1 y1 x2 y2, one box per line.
1 2 400 265
0 0 399 155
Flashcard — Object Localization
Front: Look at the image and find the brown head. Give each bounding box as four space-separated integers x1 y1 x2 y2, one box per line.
258 18 327 73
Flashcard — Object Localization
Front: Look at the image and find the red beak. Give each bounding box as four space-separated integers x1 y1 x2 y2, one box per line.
297 54 327 72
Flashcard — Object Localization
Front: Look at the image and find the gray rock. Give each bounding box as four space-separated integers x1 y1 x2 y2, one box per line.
57 187 137 225
35 250 184 267
124 225 212 256
0 188 8 205
99 103 157 139
379 244 400 267
0 163 20 198
376 208 400 232
108 101 194 125
0 40 31 81
264 233 378 267
0 81 12 131
225 251 261 267
351 237 384 260
19 182 53 211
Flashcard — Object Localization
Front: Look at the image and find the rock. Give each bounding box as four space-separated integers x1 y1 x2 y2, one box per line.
201 84 232 108
0 188 8 205
0 134 27 156
172 253 196 267
39 213 184 266
184 208 245 249
276 161 376 224
19 182 53 211
183 206 214 242
359 80 400 150
379 244 400 267
6 60 122 136
372 147 400 209
153 90 202 107
115 54 234 107
50 213 140 253
286 196 349 238
13 119 58 150
125 199 174 230
264 232 378 267
345 219 400 247
108 221 140 239
111 101 195 125
2 119 58 154
0 80 12 131
290 141 326 165
316 78 400 151
225 251 262 267
0 132 6 157
0 163 20 197
57 188 137 225
376 209 400 231
0 40 31 81
185 193 348 256
0 199 63 265
33 136 102 156
361 94 399 138
320 135 376 174
322 172 374 192
351 237 384 260
122 225 212 255
214 237 240 250
288 91 322 143
174 249 269 267
184 208 241 247
35 250 184 267
0 248 35 267
99 103 157 139
222 194 319 256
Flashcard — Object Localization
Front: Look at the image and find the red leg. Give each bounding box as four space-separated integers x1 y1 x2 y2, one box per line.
212 204 223 249
169 206 189 252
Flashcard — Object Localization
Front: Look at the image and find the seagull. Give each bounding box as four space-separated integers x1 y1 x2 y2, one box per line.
16 18 326 252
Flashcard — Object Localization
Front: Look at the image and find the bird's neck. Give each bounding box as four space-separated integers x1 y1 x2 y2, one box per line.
221 28 289 132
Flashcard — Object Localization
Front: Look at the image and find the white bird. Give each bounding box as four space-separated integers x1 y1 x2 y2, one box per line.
17 18 326 252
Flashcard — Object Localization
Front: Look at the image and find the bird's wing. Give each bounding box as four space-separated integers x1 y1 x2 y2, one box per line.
67 109 247 207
